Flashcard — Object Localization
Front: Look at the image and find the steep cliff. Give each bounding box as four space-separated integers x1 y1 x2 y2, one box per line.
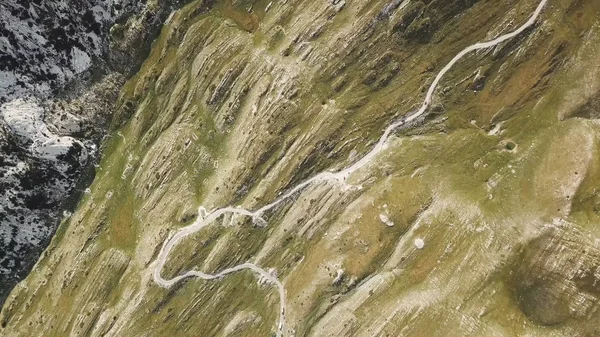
2 0 600 336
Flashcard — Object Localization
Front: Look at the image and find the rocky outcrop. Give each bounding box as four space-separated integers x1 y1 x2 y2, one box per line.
0 0 192 305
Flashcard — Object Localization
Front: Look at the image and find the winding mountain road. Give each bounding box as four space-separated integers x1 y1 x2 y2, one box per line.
152 1 548 336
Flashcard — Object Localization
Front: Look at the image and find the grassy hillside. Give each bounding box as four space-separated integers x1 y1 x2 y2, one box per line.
2 0 600 336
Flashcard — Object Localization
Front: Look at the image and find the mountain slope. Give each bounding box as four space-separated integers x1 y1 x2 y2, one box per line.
0 0 187 306
2 0 600 336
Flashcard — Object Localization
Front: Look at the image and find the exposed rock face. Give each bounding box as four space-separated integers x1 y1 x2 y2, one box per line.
0 0 189 304
2 0 600 336
0 80 120 305
0 0 129 102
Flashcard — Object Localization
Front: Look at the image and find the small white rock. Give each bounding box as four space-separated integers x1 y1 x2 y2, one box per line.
379 213 394 227
414 238 425 249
